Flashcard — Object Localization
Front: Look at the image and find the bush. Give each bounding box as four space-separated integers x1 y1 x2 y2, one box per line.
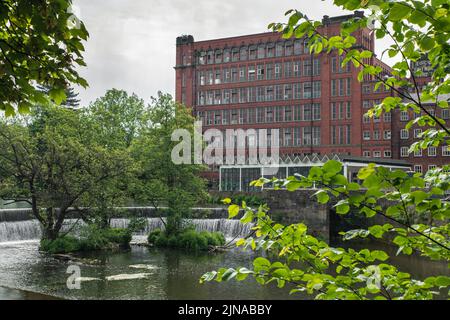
40 236 81 254
103 228 132 246
148 229 163 245
40 227 132 254
147 229 225 251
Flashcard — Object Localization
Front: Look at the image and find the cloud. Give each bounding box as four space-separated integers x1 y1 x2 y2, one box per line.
72 0 391 106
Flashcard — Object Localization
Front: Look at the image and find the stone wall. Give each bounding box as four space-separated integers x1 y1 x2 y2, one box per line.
209 190 331 241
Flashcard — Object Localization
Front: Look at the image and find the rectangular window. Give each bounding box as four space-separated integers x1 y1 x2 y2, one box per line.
239 47 247 61
257 64 265 80
293 61 301 77
346 102 351 119
294 83 302 100
257 44 265 59
428 146 437 157
266 63 273 80
313 59 320 76
275 85 283 101
303 104 312 121
223 49 231 63
276 43 283 57
284 84 292 100
284 128 292 146
312 103 321 121
265 86 274 102
373 151 381 158
414 149 422 157
313 81 321 98
373 130 380 140
401 147 409 157
256 107 265 123
312 127 321 145
303 127 312 145
383 112 392 122
414 129 422 138
346 125 351 145
400 129 409 139
363 131 370 140
294 40 302 55
331 103 337 120
266 107 273 123
331 126 337 145
248 46 257 60
294 105 302 121
384 130 391 140
284 61 292 78
339 126 345 145
442 146 450 156
400 111 409 121
274 63 282 79
331 79 337 96
363 151 371 157
248 66 256 81
239 67 246 82
384 150 392 158
284 106 292 122
285 42 293 56
303 60 312 76
339 78 345 96
303 82 312 99
331 57 337 73
231 48 239 62
346 78 351 96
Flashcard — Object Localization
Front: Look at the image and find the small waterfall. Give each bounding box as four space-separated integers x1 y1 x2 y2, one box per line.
111 218 253 238
0 220 42 242
0 218 253 243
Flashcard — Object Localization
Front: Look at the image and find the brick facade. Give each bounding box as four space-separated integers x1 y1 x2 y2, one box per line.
175 12 449 186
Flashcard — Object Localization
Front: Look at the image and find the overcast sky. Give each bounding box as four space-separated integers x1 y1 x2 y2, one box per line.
72 0 392 106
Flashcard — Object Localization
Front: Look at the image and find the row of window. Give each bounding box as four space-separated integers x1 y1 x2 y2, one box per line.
330 125 352 145
211 127 322 147
400 109 450 121
400 128 423 139
400 146 450 157
363 112 391 123
363 150 392 158
414 165 438 174
197 82 322 106
198 59 321 86
197 39 312 65
331 78 352 97
197 104 322 126
363 130 392 141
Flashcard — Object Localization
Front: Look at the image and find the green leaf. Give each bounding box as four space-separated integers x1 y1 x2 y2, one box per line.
323 160 343 176
388 3 412 21
314 190 330 204
335 200 350 214
228 205 240 218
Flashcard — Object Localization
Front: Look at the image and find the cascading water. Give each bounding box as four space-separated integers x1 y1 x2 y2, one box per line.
0 220 42 242
0 217 253 243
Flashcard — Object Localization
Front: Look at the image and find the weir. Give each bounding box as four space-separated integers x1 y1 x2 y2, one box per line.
0 217 253 243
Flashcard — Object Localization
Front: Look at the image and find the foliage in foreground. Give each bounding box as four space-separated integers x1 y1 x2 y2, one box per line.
202 162 450 300
40 227 132 254
0 0 89 115
202 0 450 300
148 228 225 251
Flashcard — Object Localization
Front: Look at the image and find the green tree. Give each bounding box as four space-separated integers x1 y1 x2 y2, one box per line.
0 104 130 240
37 85 81 109
202 0 450 300
0 0 89 115
131 93 207 235
81 89 147 228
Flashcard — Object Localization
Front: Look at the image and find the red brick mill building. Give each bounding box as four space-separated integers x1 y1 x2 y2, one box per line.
174 11 450 189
